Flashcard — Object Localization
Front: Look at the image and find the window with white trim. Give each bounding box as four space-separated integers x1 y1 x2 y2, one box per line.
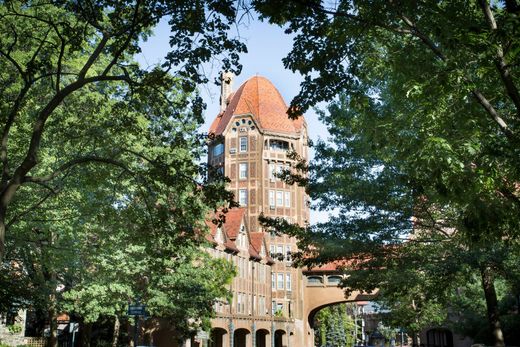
284 191 291 207
286 273 292 291
239 163 248 179
269 163 276 180
272 273 276 290
269 190 275 207
276 191 283 206
277 273 284 290
239 137 248 152
239 189 247 206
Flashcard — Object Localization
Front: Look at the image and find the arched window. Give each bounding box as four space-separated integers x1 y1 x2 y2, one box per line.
307 276 323 285
327 276 342 285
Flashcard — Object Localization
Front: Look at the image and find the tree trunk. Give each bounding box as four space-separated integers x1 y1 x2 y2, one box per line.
112 316 121 347
480 265 505 347
82 322 92 347
0 211 6 260
411 331 420 347
48 304 57 347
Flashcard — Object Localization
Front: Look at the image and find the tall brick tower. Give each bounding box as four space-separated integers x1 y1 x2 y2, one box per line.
208 74 310 338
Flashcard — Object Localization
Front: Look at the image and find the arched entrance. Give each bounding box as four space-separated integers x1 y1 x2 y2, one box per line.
274 330 286 347
426 328 454 347
210 328 227 347
255 329 269 347
234 328 250 347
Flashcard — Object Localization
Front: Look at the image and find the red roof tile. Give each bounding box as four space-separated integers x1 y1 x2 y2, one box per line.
209 76 306 135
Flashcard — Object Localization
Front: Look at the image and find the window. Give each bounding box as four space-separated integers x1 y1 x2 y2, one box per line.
269 163 276 180
277 303 284 313
286 273 292 291
239 163 248 179
276 191 283 206
284 191 291 207
272 300 276 315
213 143 224 156
270 139 289 151
272 273 276 290
327 276 342 285
239 137 248 152
286 245 292 262
277 273 284 290
307 276 323 285
269 190 275 207
270 245 275 256
237 292 242 313
239 189 247 206
277 245 283 255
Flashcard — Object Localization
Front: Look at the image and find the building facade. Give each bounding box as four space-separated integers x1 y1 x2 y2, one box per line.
207 74 310 347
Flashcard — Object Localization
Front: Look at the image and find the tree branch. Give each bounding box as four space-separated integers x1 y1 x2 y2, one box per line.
24 155 133 184
478 0 520 116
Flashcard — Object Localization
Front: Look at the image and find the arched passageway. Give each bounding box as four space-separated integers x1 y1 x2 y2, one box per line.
426 328 454 347
234 328 250 347
274 330 286 347
210 328 227 347
255 329 269 347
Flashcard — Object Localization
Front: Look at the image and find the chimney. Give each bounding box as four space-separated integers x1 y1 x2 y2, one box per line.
220 71 234 112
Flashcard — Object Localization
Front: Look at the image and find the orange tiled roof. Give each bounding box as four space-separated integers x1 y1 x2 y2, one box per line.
209 76 305 135
221 208 245 239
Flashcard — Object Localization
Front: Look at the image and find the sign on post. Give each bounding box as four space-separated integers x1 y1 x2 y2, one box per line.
128 304 146 316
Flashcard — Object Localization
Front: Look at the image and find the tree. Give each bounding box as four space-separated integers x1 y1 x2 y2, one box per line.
0 0 245 343
254 1 520 346
0 0 247 260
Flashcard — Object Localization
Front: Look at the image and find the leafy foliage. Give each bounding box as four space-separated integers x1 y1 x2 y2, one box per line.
0 0 244 340
254 1 520 345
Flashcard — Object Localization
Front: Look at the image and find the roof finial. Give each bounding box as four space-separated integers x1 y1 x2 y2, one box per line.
220 71 234 112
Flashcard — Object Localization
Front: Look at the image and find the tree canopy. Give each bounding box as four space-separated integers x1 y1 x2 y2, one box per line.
0 0 244 342
254 1 520 345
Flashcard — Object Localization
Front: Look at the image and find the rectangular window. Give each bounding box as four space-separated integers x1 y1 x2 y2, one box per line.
239 137 248 152
286 273 292 291
284 191 291 207
277 245 283 255
277 303 284 313
269 190 275 207
276 191 283 206
270 245 275 256
272 300 276 315
239 189 247 206
277 273 284 290
213 143 224 156
239 163 248 179
272 273 276 290
276 164 283 179
269 163 276 180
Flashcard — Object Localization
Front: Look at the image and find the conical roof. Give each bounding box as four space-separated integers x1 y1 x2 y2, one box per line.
209 76 305 135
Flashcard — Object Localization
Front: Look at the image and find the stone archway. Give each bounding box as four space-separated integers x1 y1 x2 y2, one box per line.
234 328 250 347
274 329 286 347
210 328 227 347
255 328 269 347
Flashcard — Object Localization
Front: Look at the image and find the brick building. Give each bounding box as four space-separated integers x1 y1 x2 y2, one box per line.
206 74 310 347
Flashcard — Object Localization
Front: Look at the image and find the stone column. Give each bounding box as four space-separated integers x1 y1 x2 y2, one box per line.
271 321 275 347
229 321 234 347
251 322 256 347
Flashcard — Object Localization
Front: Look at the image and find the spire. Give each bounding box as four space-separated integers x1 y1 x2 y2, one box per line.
220 71 234 112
